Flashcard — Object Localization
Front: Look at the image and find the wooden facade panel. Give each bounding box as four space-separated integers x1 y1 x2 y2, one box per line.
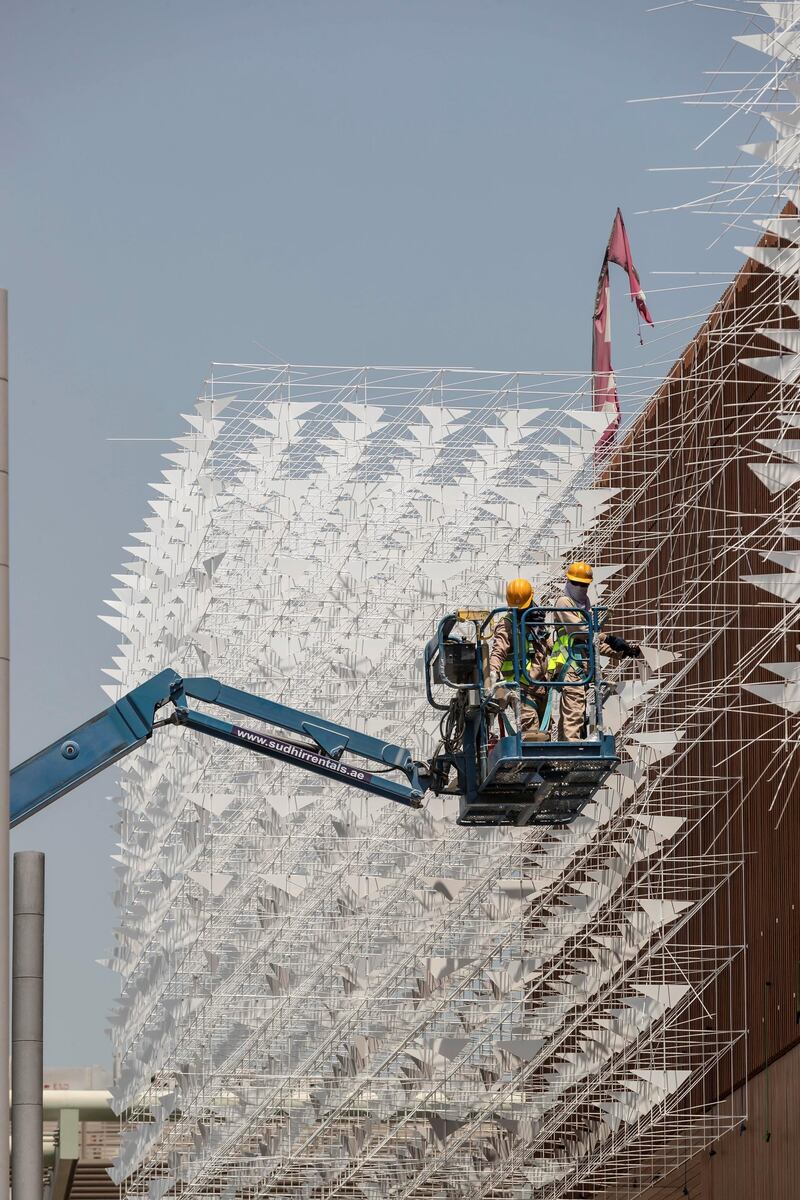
591 239 800 1100
634 1039 800 1200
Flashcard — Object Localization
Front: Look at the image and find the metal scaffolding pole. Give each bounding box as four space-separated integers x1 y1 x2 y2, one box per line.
12 851 44 1200
0 289 9 1200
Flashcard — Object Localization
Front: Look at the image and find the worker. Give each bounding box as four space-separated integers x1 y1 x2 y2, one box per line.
550 561 640 741
489 578 550 742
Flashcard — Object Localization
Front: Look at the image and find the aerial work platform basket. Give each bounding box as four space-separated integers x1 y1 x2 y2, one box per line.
424 605 620 827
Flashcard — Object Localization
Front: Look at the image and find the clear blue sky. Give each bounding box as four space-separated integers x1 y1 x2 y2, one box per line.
1 0 759 1065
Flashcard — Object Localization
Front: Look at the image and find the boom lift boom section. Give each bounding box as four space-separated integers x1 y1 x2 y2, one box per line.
10 669 428 828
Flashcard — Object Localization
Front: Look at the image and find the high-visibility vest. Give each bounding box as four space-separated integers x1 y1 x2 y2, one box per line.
547 629 588 674
546 633 571 674
501 632 542 682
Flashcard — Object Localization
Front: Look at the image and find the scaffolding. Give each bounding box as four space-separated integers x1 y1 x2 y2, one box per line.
104 5 800 1197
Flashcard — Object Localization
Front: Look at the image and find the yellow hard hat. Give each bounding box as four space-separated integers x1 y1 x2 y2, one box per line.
506 577 534 609
566 561 593 585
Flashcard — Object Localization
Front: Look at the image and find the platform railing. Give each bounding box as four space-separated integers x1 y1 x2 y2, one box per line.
427 605 612 743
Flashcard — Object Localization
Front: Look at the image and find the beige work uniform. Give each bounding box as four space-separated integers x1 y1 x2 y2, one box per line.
552 593 620 741
489 615 550 738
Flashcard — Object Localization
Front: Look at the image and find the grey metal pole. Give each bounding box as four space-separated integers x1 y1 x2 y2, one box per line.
11 852 44 1200
0 289 9 1200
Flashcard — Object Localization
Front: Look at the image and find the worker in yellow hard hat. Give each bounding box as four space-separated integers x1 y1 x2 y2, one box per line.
550 562 640 741
488 578 550 742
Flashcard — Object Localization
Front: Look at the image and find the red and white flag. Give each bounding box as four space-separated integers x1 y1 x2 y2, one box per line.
592 208 653 452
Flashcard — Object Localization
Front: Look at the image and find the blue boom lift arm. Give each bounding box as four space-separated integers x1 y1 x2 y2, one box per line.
11 604 623 829
10 669 429 827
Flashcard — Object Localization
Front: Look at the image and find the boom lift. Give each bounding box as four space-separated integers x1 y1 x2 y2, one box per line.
10 607 619 830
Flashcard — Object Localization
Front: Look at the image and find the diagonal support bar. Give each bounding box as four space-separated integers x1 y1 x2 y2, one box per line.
181 676 417 772
176 709 424 808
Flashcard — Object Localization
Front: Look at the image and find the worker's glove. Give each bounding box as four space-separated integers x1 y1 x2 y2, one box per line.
605 634 641 659
488 671 508 708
